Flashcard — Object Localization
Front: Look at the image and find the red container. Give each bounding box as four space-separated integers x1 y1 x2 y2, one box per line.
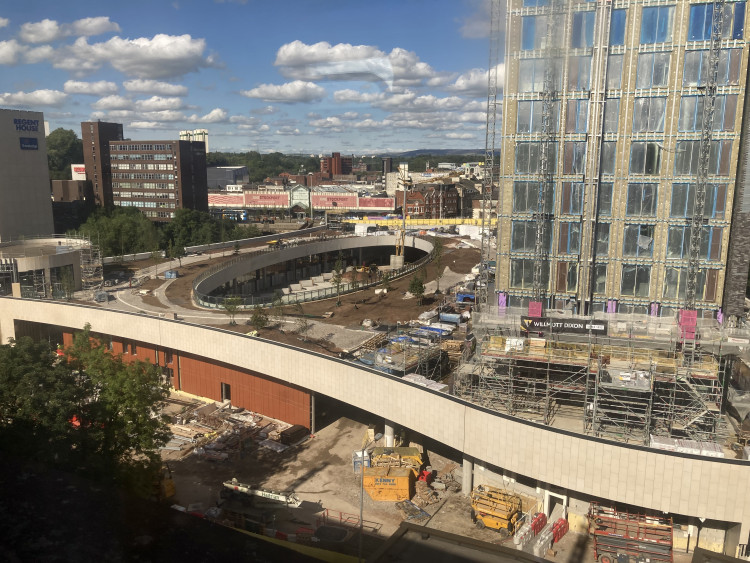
531 512 547 535
552 518 569 543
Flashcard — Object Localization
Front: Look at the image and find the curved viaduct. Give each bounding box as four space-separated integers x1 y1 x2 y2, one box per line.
194 234 432 302
1 299 748 553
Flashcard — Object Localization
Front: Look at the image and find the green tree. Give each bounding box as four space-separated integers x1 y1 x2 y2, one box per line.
332 253 344 306
65 325 171 474
47 128 84 180
75 207 159 258
381 270 392 291
0 337 82 464
409 272 426 305
250 306 269 331
432 237 445 293
222 296 243 325
271 290 285 325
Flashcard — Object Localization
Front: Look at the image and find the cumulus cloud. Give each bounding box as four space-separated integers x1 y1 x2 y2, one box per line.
274 40 447 90
0 18 9 29
188 108 227 123
0 40 23 64
19 17 120 43
429 132 477 140
240 80 326 103
92 95 132 110
64 80 118 95
309 116 344 129
134 96 183 111
333 89 384 104
0 89 67 107
123 79 188 96
447 64 504 97
251 105 278 115
24 45 54 63
52 34 213 79
129 121 164 129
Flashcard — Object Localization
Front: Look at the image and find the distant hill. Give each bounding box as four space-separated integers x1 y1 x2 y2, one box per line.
390 149 485 157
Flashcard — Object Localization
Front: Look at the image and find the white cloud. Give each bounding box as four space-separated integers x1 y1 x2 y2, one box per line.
19 19 62 43
275 126 301 135
240 81 326 103
92 95 132 110
189 108 227 123
309 116 344 129
134 96 183 111
0 40 23 64
447 64 503 97
333 89 384 104
429 132 477 140
0 18 9 29
123 79 188 96
140 110 185 121
251 105 278 115
23 45 54 63
64 80 118 95
0 89 67 107
52 34 212 79
130 121 163 129
18 17 120 43
70 17 120 37
274 40 444 90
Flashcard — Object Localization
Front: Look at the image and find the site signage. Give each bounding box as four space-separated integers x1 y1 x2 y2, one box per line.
311 194 357 209
19 137 38 150
359 197 395 210
14 118 39 132
244 192 289 207
521 316 608 336
208 193 244 207
71 165 86 181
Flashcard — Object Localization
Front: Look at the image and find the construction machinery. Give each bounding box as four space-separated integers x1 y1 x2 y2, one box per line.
469 484 522 536
222 478 302 508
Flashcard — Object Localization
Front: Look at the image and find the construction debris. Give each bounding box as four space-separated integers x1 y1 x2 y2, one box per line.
160 398 306 461
395 500 431 522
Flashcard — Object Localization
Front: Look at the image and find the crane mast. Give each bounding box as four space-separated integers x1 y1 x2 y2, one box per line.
478 0 502 311
686 0 725 312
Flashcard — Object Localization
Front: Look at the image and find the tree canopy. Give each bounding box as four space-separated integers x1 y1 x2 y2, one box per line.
0 327 170 485
75 207 160 257
47 128 84 180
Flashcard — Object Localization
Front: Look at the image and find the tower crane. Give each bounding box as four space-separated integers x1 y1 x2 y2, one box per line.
397 163 412 257
478 0 502 312
685 0 725 319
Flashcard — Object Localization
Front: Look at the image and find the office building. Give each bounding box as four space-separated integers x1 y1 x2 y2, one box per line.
207 166 249 189
109 140 208 221
180 129 209 153
320 152 353 178
0 109 54 240
81 121 124 207
497 0 750 319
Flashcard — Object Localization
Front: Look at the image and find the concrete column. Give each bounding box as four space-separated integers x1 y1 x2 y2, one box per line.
384 420 395 447
310 393 316 435
462 456 473 496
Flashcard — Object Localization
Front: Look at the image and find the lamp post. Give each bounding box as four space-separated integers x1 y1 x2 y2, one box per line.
359 431 383 563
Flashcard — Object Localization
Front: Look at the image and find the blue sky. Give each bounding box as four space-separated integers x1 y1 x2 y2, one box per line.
0 0 499 155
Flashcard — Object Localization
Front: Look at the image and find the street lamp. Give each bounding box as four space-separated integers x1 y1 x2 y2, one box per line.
359 431 383 563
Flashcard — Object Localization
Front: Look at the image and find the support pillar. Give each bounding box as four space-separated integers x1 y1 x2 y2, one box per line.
310 393 316 435
462 456 473 496
384 420 395 447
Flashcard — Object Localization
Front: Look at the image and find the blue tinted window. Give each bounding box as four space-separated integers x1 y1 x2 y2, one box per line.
689 2 745 40
641 6 674 44
572 11 596 48
523 0 548 6
610 10 627 45
522 16 547 50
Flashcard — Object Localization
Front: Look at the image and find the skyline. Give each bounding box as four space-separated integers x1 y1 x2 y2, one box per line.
0 0 500 155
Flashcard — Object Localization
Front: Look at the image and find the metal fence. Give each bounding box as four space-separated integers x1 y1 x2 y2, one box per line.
192 235 435 310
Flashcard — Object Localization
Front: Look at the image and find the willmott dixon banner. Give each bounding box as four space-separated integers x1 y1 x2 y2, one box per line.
521 316 608 336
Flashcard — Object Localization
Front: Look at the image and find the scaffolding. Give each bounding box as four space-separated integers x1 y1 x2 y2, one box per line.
454 309 727 445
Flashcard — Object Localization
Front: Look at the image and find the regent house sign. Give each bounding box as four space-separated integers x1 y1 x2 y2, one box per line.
521 316 609 336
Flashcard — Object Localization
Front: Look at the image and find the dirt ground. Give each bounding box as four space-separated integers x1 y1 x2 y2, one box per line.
161 238 481 326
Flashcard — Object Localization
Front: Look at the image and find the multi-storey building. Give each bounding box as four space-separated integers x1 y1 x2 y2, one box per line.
207 166 249 189
0 109 54 240
109 140 208 221
180 129 209 153
81 121 124 208
320 152 354 178
497 0 750 319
